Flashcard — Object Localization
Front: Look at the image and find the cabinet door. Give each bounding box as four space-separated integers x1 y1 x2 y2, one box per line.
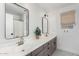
47 41 53 56
37 48 48 56
48 38 57 56
48 44 54 56
32 45 43 56
37 42 49 56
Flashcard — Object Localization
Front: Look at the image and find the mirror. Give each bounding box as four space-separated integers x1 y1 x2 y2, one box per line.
42 14 48 36
5 3 29 39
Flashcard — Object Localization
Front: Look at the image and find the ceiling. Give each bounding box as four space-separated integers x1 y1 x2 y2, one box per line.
38 3 77 12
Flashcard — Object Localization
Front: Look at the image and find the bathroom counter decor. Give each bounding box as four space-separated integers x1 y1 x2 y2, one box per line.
34 27 41 39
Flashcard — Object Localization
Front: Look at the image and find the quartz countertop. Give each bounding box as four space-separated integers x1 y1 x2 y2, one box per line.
0 34 57 56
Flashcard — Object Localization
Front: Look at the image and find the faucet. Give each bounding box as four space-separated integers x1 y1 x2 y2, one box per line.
17 36 24 46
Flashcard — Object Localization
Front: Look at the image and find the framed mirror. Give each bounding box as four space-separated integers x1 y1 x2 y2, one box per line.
42 14 48 36
5 3 29 39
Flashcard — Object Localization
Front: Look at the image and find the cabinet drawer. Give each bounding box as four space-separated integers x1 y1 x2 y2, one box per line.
37 48 48 56
32 45 43 56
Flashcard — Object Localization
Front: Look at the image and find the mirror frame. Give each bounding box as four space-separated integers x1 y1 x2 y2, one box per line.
5 3 29 39
42 16 48 35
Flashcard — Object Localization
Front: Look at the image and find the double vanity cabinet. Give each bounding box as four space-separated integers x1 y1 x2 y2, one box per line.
27 37 57 56
0 34 57 56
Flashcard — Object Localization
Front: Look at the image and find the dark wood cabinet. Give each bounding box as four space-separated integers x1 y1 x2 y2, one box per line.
26 37 57 56
31 45 44 56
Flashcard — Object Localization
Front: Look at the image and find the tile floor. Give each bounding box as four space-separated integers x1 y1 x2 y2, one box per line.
52 49 79 56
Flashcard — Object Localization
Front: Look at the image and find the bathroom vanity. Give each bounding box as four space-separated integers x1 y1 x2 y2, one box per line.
1 3 57 56
0 34 57 56
27 36 56 56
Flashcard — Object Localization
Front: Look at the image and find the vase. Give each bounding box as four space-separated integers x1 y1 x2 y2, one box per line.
36 35 39 39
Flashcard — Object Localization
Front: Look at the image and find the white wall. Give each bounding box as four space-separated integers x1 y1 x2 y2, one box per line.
39 8 57 36
55 4 79 55
48 11 57 35
0 3 41 47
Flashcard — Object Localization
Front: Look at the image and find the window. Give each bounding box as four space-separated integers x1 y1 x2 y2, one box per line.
61 10 75 29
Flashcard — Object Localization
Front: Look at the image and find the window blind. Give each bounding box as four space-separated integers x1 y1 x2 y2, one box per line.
61 10 75 29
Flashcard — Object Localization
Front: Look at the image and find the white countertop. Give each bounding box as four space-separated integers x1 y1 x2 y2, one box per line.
0 34 56 56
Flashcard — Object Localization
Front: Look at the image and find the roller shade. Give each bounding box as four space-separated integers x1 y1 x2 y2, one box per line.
61 10 75 28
